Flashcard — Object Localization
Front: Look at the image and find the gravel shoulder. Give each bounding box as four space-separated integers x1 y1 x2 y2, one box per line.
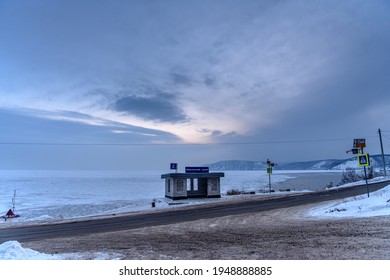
22 202 390 260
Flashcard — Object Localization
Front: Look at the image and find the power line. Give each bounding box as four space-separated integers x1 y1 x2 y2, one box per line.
382 134 390 143
212 137 357 145
0 137 374 147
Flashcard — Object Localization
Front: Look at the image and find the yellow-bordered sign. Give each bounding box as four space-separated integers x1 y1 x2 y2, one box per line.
357 153 370 167
266 167 272 174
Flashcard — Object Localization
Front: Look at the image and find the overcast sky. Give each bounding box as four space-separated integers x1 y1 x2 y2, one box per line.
1 0 390 170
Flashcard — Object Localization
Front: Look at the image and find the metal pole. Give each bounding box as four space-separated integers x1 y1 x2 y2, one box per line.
363 166 369 198
361 147 370 197
12 190 16 213
378 128 387 176
269 173 271 194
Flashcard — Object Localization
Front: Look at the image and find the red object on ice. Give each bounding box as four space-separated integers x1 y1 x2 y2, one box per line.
6 209 14 216
3 209 20 219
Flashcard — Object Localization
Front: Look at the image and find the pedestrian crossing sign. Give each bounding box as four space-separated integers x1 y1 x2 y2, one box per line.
357 154 370 167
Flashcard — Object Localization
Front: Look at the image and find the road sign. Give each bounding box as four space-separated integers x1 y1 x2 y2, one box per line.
353 139 366 149
266 167 272 174
185 167 209 173
357 154 370 167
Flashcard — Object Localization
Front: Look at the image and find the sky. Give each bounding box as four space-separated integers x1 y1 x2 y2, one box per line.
1 0 390 170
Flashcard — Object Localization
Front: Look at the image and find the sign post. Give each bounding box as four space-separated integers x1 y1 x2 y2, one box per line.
266 159 275 194
349 139 370 197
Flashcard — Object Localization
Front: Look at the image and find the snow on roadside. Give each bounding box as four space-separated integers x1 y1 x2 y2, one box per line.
330 176 390 189
0 240 122 260
309 184 390 218
0 241 59 260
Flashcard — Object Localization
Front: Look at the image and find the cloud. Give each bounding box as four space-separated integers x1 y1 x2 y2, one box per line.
113 92 189 123
0 108 180 144
203 74 216 87
171 72 192 86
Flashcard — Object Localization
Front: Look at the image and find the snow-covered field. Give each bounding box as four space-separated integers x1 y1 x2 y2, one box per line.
1 170 389 260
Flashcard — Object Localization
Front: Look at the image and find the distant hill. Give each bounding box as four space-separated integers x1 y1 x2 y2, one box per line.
204 155 390 171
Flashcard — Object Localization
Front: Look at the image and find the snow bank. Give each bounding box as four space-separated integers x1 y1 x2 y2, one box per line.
0 241 59 260
309 185 390 218
0 241 123 260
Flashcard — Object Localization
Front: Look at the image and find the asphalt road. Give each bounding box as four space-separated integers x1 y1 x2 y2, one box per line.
1 180 389 243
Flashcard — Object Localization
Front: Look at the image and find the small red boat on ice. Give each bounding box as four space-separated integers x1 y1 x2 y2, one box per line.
2 190 20 221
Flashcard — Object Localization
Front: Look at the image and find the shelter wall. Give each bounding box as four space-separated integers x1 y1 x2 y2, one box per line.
165 178 187 200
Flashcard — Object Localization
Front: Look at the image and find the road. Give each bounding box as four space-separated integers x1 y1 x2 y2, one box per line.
1 180 389 243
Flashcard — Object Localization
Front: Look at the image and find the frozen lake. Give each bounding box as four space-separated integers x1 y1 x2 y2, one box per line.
0 170 343 223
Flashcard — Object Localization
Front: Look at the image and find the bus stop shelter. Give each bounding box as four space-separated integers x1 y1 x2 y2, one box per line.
161 170 224 200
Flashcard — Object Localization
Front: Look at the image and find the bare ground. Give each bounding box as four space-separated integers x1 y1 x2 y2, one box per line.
22 202 390 260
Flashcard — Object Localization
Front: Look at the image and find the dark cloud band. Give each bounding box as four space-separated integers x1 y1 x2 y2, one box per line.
114 94 189 123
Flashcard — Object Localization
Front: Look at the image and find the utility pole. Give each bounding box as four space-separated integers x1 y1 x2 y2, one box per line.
378 128 387 176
